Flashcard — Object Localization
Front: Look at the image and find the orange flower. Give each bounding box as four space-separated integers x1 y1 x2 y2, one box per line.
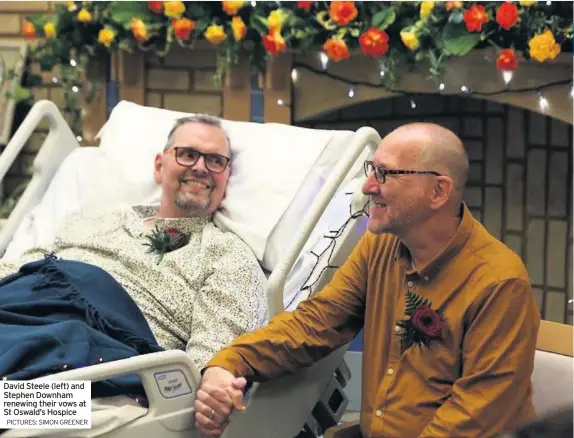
529 29 560 62
148 1 163 13
231 16 247 41
496 2 518 30
131 18 149 41
173 17 195 39
222 1 246 16
297 1 313 11
329 1 358 26
164 1 185 19
323 38 350 61
262 30 286 56
496 49 518 71
446 1 463 10
359 27 389 57
22 20 36 38
463 4 489 32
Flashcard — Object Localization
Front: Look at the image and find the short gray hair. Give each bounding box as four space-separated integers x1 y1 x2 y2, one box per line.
164 114 231 156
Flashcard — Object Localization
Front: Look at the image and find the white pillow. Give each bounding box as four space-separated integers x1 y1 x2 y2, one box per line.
96 101 354 270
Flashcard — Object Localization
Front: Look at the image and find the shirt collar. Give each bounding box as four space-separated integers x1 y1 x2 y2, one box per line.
395 203 475 280
128 205 212 238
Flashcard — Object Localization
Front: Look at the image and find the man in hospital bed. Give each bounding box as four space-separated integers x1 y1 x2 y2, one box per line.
0 115 267 400
196 123 540 437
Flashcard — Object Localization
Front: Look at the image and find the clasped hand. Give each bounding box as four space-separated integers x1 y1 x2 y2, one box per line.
194 367 247 436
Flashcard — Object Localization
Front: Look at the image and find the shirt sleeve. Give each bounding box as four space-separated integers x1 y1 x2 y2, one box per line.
186 233 268 370
205 233 371 381
418 278 540 438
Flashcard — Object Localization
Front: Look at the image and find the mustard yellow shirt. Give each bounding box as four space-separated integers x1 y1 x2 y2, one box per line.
207 205 541 437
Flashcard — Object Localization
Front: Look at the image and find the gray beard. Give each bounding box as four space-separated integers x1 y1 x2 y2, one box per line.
174 189 211 216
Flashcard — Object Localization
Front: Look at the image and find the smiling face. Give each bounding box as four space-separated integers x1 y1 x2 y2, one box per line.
361 128 437 236
154 121 231 218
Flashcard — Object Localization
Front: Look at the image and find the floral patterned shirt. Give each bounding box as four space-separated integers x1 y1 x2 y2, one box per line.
0 205 268 370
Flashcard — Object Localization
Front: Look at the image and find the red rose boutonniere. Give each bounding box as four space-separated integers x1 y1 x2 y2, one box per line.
144 226 189 265
396 290 444 353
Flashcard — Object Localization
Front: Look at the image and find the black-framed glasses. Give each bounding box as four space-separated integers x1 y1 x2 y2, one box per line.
364 161 441 184
173 147 230 173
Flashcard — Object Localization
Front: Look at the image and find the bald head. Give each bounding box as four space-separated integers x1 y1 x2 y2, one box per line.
383 122 469 198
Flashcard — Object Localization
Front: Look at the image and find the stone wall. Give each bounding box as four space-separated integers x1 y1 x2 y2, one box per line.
298 94 573 325
143 45 223 116
0 1 61 198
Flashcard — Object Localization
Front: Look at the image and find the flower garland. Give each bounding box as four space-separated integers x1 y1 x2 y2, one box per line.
5 1 572 134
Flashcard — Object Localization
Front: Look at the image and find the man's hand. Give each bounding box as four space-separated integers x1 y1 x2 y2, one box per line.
194 366 247 436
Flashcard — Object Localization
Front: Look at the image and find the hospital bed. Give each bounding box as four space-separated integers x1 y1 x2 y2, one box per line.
0 99 382 438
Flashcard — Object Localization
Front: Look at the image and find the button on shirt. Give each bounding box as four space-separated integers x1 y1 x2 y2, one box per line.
0 205 268 370
207 204 540 437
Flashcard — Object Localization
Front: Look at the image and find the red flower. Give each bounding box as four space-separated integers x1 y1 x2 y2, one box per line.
359 27 389 57
23 20 36 38
329 1 358 26
496 48 518 71
262 30 286 56
166 228 189 249
496 2 518 30
148 1 163 13
172 17 195 40
323 38 350 61
410 306 443 339
463 4 489 32
297 1 313 12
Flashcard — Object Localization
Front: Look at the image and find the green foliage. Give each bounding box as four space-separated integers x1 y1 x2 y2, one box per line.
404 289 432 317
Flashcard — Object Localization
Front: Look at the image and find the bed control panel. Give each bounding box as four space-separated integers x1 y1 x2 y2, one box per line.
154 369 193 399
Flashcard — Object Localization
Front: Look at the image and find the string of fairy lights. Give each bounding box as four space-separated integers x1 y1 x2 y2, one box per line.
276 52 574 112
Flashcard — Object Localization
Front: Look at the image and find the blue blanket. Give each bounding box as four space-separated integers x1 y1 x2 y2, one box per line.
0 255 164 402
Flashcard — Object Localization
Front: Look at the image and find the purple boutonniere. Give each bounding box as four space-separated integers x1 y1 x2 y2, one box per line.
396 290 444 353
144 226 189 265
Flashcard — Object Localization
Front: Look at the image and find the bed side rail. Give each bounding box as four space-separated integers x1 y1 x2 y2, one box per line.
266 126 380 318
0 100 79 256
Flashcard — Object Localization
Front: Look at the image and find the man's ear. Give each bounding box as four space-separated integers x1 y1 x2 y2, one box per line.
154 153 163 184
430 176 453 210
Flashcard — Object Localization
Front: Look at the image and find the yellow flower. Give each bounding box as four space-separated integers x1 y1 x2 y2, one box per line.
43 22 56 39
529 29 561 62
519 1 536 6
204 24 227 45
77 8 92 22
268 9 284 32
164 1 185 19
98 27 116 48
231 16 247 41
67 1 77 12
400 29 419 51
420 1 434 20
222 1 246 16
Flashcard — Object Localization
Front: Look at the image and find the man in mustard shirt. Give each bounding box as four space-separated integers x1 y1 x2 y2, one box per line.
194 122 541 438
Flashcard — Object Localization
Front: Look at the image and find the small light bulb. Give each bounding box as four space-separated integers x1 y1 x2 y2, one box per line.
538 93 548 111
319 52 329 70
461 85 468 93
76 136 83 142
546 1 551 5
277 99 284 106
438 83 445 91
503 71 513 85
348 87 355 98
70 59 77 67
52 77 58 84
568 299 573 304
410 99 416 109
570 86 573 98
251 0 256 6
291 68 298 83
379 70 385 78
72 86 79 93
